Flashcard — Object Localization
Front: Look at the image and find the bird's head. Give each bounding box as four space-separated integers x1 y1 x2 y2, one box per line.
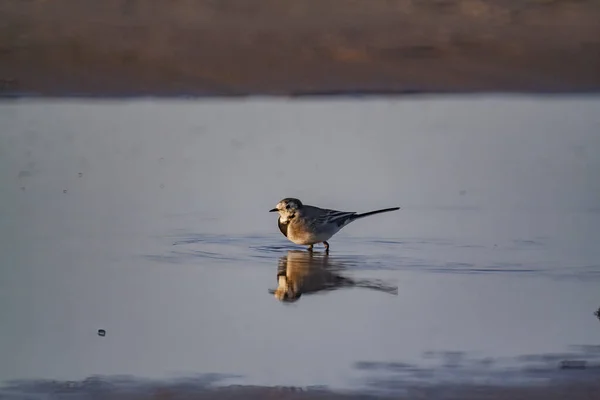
269 197 303 222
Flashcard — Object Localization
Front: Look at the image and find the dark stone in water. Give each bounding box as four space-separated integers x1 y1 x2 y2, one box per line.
97 329 106 337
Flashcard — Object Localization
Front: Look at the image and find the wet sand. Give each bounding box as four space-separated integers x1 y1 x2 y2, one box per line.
2 0 600 97
3 378 600 400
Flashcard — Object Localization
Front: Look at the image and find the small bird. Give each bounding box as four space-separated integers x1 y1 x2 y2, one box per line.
269 197 400 251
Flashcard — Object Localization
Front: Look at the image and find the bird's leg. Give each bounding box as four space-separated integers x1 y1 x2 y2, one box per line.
307 244 313 252
323 241 330 252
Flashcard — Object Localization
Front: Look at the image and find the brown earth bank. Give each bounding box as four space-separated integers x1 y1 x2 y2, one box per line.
1 0 600 97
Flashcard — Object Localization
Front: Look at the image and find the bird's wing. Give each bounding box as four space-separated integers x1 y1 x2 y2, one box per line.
312 208 357 227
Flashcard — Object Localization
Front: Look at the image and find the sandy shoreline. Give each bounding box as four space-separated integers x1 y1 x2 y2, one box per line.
2 0 600 97
3 377 600 400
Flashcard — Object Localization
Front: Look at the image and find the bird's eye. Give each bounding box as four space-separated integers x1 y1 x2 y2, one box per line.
285 204 290 209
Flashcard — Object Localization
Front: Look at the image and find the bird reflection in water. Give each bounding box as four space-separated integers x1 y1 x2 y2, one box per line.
269 250 398 302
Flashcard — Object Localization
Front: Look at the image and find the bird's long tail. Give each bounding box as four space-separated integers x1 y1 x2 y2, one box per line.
353 207 400 219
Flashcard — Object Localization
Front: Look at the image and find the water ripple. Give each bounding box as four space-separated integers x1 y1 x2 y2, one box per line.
142 233 600 280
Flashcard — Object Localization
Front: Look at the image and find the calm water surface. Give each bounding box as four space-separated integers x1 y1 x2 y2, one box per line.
1 96 599 395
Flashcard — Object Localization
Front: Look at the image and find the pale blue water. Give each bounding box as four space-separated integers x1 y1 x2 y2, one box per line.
1 96 599 396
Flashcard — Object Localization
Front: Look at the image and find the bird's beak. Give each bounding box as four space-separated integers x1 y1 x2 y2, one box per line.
269 208 278 212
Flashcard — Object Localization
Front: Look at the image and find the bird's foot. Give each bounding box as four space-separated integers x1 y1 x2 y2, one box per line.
323 241 330 252
307 244 313 252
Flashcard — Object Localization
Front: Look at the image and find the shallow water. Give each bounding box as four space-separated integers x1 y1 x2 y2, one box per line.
1 96 600 396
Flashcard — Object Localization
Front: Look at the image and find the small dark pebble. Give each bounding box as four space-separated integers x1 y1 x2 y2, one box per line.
63 189 67 194
159 184 165 189
20 186 25 191
97 329 106 337
595 307 600 320
78 172 83 177
560 360 587 369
